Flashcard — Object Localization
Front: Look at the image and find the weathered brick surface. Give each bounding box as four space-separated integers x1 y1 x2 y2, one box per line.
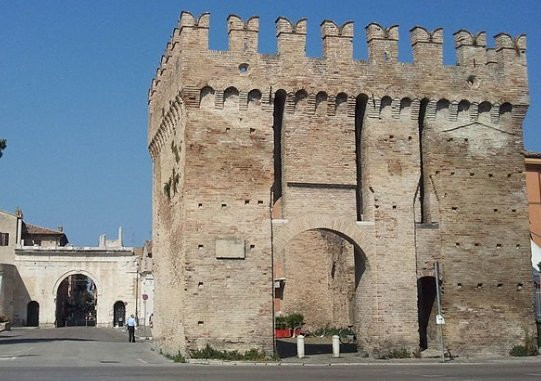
280 230 355 330
148 12 533 356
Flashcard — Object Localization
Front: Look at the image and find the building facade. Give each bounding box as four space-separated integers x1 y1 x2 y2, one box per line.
0 210 138 327
148 12 534 356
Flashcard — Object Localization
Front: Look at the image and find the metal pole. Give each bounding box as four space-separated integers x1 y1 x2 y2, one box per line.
270 186 277 357
434 262 445 363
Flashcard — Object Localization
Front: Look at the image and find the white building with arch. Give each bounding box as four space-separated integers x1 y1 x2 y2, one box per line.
0 209 142 328
14 245 138 327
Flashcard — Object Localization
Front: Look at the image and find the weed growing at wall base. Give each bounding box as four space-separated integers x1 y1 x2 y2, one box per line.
380 348 412 359
190 345 267 361
164 351 186 363
510 331 538 356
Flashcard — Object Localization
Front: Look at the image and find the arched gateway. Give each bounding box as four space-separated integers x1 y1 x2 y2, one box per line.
272 215 376 348
13 246 138 328
55 273 97 327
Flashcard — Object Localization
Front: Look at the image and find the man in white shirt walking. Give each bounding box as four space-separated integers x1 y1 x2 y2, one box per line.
126 314 137 343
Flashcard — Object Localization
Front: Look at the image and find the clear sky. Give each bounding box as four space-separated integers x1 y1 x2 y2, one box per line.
1 1 540 246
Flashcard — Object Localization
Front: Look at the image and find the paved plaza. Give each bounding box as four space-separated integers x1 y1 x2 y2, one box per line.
0 327 167 367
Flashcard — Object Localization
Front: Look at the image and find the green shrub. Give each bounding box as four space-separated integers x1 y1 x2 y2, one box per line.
284 313 304 329
510 345 528 356
165 351 186 363
275 316 287 329
381 348 411 359
190 344 266 361
313 326 342 337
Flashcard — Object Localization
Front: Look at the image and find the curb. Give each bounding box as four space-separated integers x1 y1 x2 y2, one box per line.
185 356 541 367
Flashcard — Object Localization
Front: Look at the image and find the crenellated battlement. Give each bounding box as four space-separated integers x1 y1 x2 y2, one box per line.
321 20 354 60
228 15 259 52
366 23 399 63
454 30 486 67
148 11 529 144
410 27 443 65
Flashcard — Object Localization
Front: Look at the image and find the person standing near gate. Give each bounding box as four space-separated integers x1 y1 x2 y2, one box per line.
126 314 136 343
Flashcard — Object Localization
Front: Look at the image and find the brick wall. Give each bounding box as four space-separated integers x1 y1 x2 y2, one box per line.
148 12 532 357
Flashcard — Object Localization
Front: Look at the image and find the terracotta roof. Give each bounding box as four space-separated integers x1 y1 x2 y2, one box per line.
23 223 64 236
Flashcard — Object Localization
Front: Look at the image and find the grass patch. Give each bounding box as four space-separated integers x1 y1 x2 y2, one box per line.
164 351 186 363
190 344 267 361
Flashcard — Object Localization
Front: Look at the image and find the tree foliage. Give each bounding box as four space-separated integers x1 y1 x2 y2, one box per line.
0 139 6 158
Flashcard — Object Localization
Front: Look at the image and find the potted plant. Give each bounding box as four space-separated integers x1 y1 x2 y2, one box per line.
275 315 290 338
285 313 304 336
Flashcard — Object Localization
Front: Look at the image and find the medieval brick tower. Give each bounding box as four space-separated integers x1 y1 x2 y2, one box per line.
148 11 534 357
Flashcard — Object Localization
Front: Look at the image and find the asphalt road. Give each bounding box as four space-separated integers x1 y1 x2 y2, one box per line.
1 328 541 380
1 362 541 381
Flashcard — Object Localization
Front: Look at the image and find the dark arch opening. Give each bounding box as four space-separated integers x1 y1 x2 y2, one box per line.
380 96 393 118
27 301 39 327
248 89 262 105
275 227 367 357
336 92 348 114
56 274 97 327
417 276 437 350
273 90 287 203
355 94 369 220
113 301 126 327
457 100 470 122
315 91 328 115
418 98 430 223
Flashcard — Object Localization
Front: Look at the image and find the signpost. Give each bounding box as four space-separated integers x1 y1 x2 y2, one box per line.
434 262 445 363
142 294 148 327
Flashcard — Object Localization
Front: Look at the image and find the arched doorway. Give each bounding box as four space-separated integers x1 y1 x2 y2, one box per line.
279 230 360 328
274 226 369 356
417 276 437 350
113 301 126 327
27 301 39 327
55 274 97 327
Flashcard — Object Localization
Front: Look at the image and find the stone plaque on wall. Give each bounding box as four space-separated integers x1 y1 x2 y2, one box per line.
215 239 245 259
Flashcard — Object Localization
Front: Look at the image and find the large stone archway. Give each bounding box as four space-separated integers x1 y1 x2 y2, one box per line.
272 214 377 348
272 214 375 256
13 247 138 328
55 272 98 327
52 269 101 299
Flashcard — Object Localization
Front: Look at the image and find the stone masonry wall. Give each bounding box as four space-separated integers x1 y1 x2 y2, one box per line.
423 102 534 355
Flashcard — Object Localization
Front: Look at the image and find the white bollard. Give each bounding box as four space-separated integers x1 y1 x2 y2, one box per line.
297 335 305 358
332 335 340 358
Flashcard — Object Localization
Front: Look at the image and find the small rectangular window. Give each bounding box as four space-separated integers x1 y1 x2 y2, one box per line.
0 232 9 246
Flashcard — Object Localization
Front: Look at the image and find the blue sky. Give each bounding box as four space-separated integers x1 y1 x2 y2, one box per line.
1 1 540 246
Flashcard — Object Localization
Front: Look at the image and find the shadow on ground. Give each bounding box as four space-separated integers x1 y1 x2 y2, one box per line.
0 327 128 344
0 336 94 345
277 338 357 358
